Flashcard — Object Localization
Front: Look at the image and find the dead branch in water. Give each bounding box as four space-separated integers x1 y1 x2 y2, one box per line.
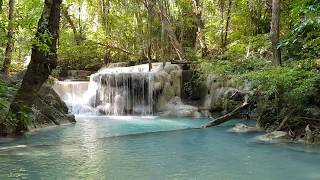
203 102 250 128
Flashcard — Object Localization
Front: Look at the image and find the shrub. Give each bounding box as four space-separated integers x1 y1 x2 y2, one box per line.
242 67 320 128
0 80 17 121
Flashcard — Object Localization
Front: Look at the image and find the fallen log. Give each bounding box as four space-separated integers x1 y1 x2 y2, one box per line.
203 102 250 128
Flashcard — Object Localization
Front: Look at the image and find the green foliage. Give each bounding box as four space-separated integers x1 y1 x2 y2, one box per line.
198 57 270 77
0 0 42 72
33 30 54 54
0 79 17 128
244 67 320 127
0 79 33 129
197 26 320 129
198 35 272 77
0 79 16 114
58 32 104 71
281 0 320 60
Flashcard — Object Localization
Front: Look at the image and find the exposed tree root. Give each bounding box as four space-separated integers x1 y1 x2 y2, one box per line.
276 115 289 131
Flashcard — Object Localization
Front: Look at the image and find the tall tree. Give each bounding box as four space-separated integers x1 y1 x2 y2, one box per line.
1 0 15 74
271 0 281 66
100 0 112 65
219 0 225 50
160 0 166 66
0 0 62 135
62 4 79 44
0 0 3 13
223 0 232 49
193 0 208 57
157 2 185 61
145 0 154 71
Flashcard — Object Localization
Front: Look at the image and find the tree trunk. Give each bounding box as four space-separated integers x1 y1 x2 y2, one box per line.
158 8 185 61
160 0 167 68
219 0 225 51
1 0 15 74
145 0 154 71
62 4 80 45
100 0 112 65
223 0 232 49
78 6 82 39
1 0 62 135
134 6 145 62
193 0 208 57
148 0 185 61
0 0 3 13
271 0 281 66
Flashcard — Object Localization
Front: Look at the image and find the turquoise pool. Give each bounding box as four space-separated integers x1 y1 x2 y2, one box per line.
0 116 320 179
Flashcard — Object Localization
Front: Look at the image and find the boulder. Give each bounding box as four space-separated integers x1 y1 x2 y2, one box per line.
107 62 129 68
161 97 201 118
63 70 92 81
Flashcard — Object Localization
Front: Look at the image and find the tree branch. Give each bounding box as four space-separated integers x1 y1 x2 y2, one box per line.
203 102 250 128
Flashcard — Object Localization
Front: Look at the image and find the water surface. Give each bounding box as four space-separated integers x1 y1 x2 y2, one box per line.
0 116 320 180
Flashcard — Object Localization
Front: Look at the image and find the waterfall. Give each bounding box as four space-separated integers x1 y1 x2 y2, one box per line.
54 64 162 116
89 72 154 116
53 81 93 114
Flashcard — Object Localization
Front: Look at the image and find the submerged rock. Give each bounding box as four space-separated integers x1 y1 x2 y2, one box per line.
228 123 261 133
256 131 290 143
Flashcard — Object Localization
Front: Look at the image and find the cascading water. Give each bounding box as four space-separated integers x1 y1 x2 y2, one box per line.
54 64 163 116
88 71 154 116
53 81 92 114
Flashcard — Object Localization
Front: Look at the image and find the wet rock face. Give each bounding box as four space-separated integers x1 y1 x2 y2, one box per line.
0 73 75 130
107 62 129 68
160 97 201 118
31 84 76 129
87 63 185 116
65 70 92 81
153 64 182 113
200 74 250 116
38 85 69 114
